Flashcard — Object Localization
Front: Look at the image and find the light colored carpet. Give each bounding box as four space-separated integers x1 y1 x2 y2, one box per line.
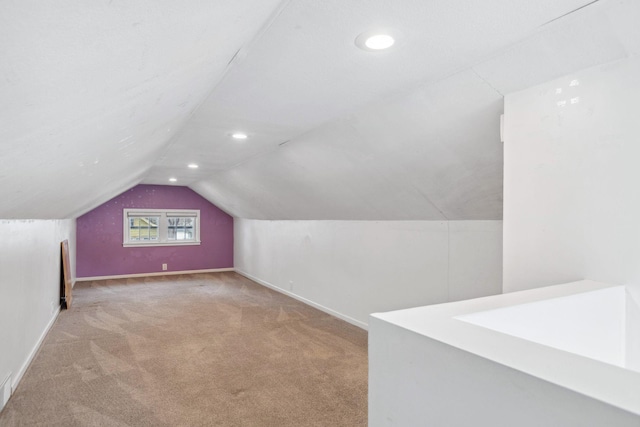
0 272 367 426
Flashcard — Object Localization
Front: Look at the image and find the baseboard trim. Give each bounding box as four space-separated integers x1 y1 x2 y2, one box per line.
0 373 11 412
12 306 61 395
234 269 368 331
76 268 234 282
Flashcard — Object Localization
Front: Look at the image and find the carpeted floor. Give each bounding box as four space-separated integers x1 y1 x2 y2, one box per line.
0 272 368 426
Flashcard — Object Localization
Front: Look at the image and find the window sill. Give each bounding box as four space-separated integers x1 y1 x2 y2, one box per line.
123 241 201 248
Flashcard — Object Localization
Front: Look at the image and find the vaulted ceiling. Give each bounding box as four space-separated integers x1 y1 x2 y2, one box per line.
1 0 639 219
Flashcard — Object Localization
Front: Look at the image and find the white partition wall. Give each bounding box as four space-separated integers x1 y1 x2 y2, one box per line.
0 219 75 410
234 219 502 328
503 55 640 294
369 281 640 427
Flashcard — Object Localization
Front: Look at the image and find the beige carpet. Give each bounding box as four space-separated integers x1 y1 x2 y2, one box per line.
0 272 367 426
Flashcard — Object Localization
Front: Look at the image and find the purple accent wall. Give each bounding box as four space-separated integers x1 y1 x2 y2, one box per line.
76 184 233 277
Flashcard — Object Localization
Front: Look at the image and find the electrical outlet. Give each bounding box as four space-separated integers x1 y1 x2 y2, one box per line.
289 280 294 291
162 263 168 271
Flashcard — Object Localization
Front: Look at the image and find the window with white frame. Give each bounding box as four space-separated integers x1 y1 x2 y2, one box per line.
123 209 201 247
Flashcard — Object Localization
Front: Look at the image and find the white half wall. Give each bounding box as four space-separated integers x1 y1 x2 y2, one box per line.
0 219 76 410
369 310 640 427
503 55 640 294
234 219 502 328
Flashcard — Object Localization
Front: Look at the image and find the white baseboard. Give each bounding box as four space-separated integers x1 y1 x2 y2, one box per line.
234 269 368 331
76 267 234 282
11 306 61 397
0 372 11 412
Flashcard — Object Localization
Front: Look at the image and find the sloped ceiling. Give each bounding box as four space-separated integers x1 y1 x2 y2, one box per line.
0 0 283 219
2 0 639 219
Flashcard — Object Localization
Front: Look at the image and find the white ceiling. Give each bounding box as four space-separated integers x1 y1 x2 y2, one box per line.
1 0 639 219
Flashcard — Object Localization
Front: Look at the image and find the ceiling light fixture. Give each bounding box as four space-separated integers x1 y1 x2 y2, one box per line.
355 30 397 52
188 163 199 169
169 178 177 182
231 132 248 140
366 34 394 50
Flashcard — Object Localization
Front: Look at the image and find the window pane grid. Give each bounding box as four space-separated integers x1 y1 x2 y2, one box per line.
168 217 194 241
128 216 159 241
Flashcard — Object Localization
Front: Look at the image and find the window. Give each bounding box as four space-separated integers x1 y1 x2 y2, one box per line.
167 216 194 241
128 216 160 242
123 209 200 247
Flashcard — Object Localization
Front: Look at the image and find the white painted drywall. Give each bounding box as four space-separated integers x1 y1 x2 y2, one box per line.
0 1 282 219
192 68 504 221
458 287 627 369
503 55 640 294
626 290 640 372
0 219 75 410
234 219 502 327
185 0 640 222
369 314 640 427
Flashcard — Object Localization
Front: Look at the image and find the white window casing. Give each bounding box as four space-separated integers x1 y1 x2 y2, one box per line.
123 208 201 247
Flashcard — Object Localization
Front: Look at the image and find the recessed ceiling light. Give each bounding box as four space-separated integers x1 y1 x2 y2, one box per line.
355 30 397 52
365 34 394 50
188 163 198 169
169 178 177 182
231 132 248 140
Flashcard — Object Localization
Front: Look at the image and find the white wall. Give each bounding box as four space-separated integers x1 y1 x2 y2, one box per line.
458 286 627 369
504 55 640 294
369 314 640 427
234 219 502 328
0 219 75 409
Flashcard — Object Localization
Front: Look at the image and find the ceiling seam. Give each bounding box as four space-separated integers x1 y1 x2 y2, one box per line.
538 0 601 28
438 0 606 99
412 185 449 221
152 0 296 173
215 0 295 77
469 67 503 97
464 0 605 102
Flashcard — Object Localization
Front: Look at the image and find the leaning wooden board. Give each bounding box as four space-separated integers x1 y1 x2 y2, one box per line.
60 239 72 309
